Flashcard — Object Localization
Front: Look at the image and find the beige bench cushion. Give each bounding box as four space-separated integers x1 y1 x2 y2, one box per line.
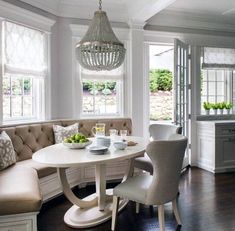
16 159 56 178
0 166 42 215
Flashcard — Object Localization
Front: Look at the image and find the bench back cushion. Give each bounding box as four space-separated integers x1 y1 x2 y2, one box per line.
0 118 132 161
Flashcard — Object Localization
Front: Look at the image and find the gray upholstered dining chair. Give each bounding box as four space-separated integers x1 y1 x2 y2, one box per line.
111 134 187 231
134 123 182 175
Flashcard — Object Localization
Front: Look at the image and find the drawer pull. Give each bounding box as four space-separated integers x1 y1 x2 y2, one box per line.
228 129 235 132
228 138 235 142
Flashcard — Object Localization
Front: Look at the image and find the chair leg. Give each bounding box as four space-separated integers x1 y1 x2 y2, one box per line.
172 198 182 225
111 196 120 231
158 205 165 231
136 202 140 214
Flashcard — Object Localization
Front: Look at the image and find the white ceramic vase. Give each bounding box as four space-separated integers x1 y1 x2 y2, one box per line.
226 109 230 114
205 110 210 115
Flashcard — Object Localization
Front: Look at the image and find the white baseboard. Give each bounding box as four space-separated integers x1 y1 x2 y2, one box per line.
0 212 38 231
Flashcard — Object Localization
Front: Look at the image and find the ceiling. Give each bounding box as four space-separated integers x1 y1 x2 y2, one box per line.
168 0 235 16
148 0 235 32
19 0 175 24
19 0 235 32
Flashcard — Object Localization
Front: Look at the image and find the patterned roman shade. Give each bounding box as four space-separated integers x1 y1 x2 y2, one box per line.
202 47 235 70
3 21 47 77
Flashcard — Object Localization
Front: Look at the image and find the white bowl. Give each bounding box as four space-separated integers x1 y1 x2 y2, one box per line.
113 141 127 150
63 140 92 149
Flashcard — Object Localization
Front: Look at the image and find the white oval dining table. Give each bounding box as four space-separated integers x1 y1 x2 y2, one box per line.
33 136 147 228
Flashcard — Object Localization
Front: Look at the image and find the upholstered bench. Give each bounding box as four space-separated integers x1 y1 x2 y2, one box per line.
0 166 42 231
0 118 132 231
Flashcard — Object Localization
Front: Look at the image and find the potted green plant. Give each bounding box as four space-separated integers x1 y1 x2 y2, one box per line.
218 102 225 115
203 102 211 115
225 102 233 114
211 103 219 115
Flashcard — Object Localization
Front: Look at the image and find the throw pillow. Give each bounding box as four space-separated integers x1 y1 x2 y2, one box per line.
53 123 79 144
0 131 16 170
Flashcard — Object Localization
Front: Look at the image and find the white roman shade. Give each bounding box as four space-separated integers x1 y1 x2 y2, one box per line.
202 47 235 69
3 21 47 77
81 65 124 81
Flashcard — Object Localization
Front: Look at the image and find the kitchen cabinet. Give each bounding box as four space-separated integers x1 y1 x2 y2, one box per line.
197 121 235 173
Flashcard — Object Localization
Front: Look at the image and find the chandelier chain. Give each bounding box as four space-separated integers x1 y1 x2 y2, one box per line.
99 0 102 10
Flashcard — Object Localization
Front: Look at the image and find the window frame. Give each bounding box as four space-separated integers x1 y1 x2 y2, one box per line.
0 2 55 125
81 78 124 117
200 46 235 115
1 20 48 124
70 27 129 119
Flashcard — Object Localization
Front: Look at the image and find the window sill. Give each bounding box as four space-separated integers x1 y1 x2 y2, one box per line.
81 114 123 119
197 114 235 121
2 118 44 126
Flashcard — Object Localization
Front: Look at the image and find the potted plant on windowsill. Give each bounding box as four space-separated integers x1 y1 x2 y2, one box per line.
218 102 226 115
203 102 211 115
211 103 219 115
225 102 233 114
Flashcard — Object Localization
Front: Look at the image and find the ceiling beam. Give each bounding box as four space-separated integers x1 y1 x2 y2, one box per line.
127 0 177 24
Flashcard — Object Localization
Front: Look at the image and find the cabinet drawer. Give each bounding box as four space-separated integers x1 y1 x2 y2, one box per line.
216 125 235 136
216 137 235 168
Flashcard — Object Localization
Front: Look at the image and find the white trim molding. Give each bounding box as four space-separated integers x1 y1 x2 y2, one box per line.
148 9 235 34
0 0 55 32
0 212 38 231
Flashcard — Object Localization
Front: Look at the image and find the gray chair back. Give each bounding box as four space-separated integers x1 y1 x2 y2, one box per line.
149 123 181 141
145 134 187 205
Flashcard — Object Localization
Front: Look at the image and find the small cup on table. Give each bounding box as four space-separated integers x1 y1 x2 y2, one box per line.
109 129 118 142
120 129 128 141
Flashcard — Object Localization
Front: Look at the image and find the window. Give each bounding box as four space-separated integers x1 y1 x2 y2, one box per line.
200 47 235 114
201 69 232 105
2 21 47 122
81 66 124 116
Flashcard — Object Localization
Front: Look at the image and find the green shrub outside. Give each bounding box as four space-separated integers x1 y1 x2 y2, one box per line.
83 69 172 93
149 69 173 92
83 81 116 91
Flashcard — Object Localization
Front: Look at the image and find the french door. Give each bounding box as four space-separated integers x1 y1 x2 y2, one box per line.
174 39 190 168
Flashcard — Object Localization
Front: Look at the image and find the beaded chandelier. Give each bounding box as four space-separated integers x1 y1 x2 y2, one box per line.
76 0 126 71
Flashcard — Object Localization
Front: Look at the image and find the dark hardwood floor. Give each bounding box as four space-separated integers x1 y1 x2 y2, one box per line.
38 167 235 231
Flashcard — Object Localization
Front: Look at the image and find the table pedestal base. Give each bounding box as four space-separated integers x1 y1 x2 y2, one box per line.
64 189 128 228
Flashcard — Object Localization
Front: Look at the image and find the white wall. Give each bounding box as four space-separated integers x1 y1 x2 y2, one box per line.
55 18 74 119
